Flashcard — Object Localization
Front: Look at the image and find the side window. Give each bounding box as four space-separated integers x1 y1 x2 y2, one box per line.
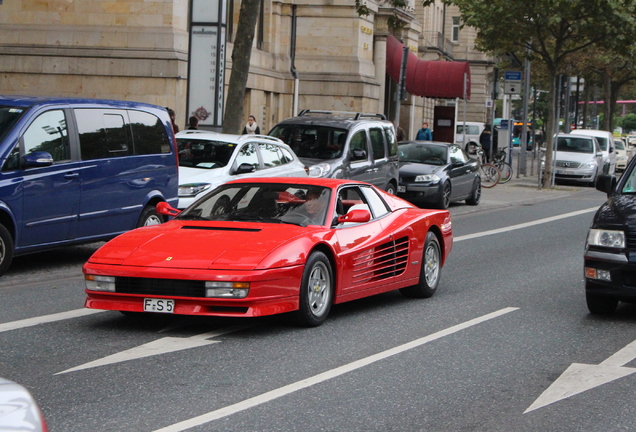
259 143 283 168
449 146 468 164
280 146 294 164
384 126 398 157
76 109 131 160
129 110 171 155
349 130 368 161
2 145 20 172
234 143 259 171
22 110 70 163
369 128 385 161
360 186 389 218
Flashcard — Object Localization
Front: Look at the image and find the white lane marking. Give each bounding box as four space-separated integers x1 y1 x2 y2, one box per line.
0 308 105 333
454 207 598 242
152 307 519 432
56 325 252 375
525 339 636 413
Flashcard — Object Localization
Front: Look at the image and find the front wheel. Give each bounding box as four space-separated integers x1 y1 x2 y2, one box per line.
293 251 333 327
586 292 618 315
479 163 500 188
466 177 481 205
437 181 451 209
0 224 14 276
496 162 513 184
137 204 164 228
400 232 441 298
385 182 396 196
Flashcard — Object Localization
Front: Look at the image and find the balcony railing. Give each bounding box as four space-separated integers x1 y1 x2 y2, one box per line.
420 31 454 58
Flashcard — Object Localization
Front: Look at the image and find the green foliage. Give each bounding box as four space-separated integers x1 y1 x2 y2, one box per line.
620 114 636 132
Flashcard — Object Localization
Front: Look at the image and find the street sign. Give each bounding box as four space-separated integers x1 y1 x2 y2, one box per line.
504 71 522 82
504 82 521 94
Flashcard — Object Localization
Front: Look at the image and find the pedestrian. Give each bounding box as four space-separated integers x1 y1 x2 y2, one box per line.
415 122 432 141
188 116 199 130
479 125 492 162
242 115 260 135
166 107 179 133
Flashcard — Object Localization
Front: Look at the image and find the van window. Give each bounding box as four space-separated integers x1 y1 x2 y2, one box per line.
383 126 398 157
76 109 131 160
23 110 70 162
349 130 367 160
369 128 386 161
129 110 171 154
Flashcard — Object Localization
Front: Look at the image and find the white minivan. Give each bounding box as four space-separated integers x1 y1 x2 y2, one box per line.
570 129 616 175
456 121 485 153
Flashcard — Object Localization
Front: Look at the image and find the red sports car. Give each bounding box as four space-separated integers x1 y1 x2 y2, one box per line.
83 178 453 326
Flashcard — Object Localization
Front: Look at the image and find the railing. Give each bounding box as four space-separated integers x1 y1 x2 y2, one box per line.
420 31 454 58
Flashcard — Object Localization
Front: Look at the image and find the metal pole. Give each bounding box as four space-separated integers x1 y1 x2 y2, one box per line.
520 53 531 176
393 46 409 127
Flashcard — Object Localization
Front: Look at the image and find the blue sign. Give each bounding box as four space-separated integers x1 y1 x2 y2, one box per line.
499 119 509 130
504 71 522 81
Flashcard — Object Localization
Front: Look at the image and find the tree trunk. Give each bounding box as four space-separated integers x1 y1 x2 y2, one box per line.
222 0 261 134
603 71 612 131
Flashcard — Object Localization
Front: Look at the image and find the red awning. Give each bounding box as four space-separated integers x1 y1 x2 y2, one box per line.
386 34 471 100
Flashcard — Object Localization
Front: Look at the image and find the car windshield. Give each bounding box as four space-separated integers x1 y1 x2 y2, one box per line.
556 137 594 153
621 165 636 194
615 140 625 150
0 105 27 143
177 183 332 226
177 138 236 169
269 125 346 160
594 136 608 151
398 143 448 165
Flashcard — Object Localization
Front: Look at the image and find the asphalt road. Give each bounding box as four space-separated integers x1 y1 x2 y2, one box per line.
4 185 636 432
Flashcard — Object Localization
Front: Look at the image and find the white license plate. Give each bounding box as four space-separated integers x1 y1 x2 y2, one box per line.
144 298 174 313
397 185 406 193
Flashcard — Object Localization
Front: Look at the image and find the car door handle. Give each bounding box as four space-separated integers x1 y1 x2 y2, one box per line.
64 172 79 179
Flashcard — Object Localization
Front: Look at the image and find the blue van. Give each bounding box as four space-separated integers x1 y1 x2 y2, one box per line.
0 96 178 275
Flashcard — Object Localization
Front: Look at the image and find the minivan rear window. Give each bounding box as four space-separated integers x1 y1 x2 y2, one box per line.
269 125 347 160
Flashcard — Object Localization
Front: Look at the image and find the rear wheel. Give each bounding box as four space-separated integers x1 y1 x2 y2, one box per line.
293 251 333 327
586 292 618 315
496 162 513 184
479 163 500 188
400 232 441 298
137 204 164 227
0 224 14 276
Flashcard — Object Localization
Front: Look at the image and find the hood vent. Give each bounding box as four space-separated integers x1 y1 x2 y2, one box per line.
181 226 261 232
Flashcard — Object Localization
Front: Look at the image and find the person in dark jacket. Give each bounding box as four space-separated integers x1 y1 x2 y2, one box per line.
479 125 492 162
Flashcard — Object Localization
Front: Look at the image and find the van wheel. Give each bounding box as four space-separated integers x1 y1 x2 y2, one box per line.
137 205 164 228
0 224 14 276
385 182 396 195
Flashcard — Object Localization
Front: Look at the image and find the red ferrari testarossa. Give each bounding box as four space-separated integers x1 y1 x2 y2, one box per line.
84 177 452 326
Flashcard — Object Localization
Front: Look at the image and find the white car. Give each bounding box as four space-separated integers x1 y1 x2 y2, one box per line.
570 129 616 175
614 138 630 172
0 378 48 432
545 134 604 185
176 131 308 209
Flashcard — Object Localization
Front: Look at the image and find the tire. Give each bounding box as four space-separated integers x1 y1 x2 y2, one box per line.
466 177 481 205
479 163 500 188
0 224 14 276
385 182 396 196
496 162 513 184
586 292 618 315
137 204 164 228
293 251 333 327
437 181 451 209
211 195 230 215
400 232 441 298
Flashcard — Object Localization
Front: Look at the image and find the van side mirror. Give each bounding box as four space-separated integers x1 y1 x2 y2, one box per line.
22 151 53 168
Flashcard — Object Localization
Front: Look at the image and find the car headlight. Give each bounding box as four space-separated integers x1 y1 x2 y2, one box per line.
205 281 250 298
414 174 440 183
179 183 211 197
85 275 116 292
617 155 627 161
587 229 625 248
307 163 331 178
583 161 598 169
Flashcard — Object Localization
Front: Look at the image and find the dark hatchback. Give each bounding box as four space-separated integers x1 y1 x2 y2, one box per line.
397 141 481 209
584 156 636 314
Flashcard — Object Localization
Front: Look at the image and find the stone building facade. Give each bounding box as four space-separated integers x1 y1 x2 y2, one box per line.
0 0 493 138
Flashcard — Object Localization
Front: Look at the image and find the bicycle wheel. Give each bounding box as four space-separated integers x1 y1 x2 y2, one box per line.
496 162 513 184
479 163 500 188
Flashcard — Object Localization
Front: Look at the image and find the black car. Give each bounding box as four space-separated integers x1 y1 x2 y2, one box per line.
584 155 636 314
397 141 481 209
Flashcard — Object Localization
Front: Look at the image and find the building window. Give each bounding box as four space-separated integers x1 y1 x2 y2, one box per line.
452 17 460 43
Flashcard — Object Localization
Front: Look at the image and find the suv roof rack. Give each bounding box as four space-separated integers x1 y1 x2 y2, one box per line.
297 110 387 121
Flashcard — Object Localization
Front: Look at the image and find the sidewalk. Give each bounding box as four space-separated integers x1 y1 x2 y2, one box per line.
450 148 587 216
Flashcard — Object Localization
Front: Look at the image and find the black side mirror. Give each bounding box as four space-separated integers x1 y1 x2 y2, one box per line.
595 174 615 196
234 163 256 174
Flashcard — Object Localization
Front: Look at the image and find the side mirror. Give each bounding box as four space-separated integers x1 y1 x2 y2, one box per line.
595 174 615 196
156 201 180 217
337 209 371 224
234 163 256 174
22 151 53 168
452 161 464 168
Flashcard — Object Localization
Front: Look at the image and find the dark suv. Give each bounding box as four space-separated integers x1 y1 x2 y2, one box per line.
269 110 399 194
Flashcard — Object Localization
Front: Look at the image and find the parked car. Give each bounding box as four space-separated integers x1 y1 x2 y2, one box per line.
0 377 48 432
83 177 453 327
455 121 485 153
613 138 630 172
0 96 178 276
570 129 616 175
176 131 307 209
584 155 636 314
541 134 603 185
397 141 480 209
268 110 399 195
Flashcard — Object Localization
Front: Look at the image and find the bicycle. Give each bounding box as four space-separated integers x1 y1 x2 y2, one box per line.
492 148 513 184
474 146 500 188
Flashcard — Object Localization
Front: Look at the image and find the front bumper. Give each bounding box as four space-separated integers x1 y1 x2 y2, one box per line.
397 182 442 204
584 248 636 300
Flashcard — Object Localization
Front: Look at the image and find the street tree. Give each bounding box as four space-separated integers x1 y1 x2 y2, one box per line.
432 0 636 187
